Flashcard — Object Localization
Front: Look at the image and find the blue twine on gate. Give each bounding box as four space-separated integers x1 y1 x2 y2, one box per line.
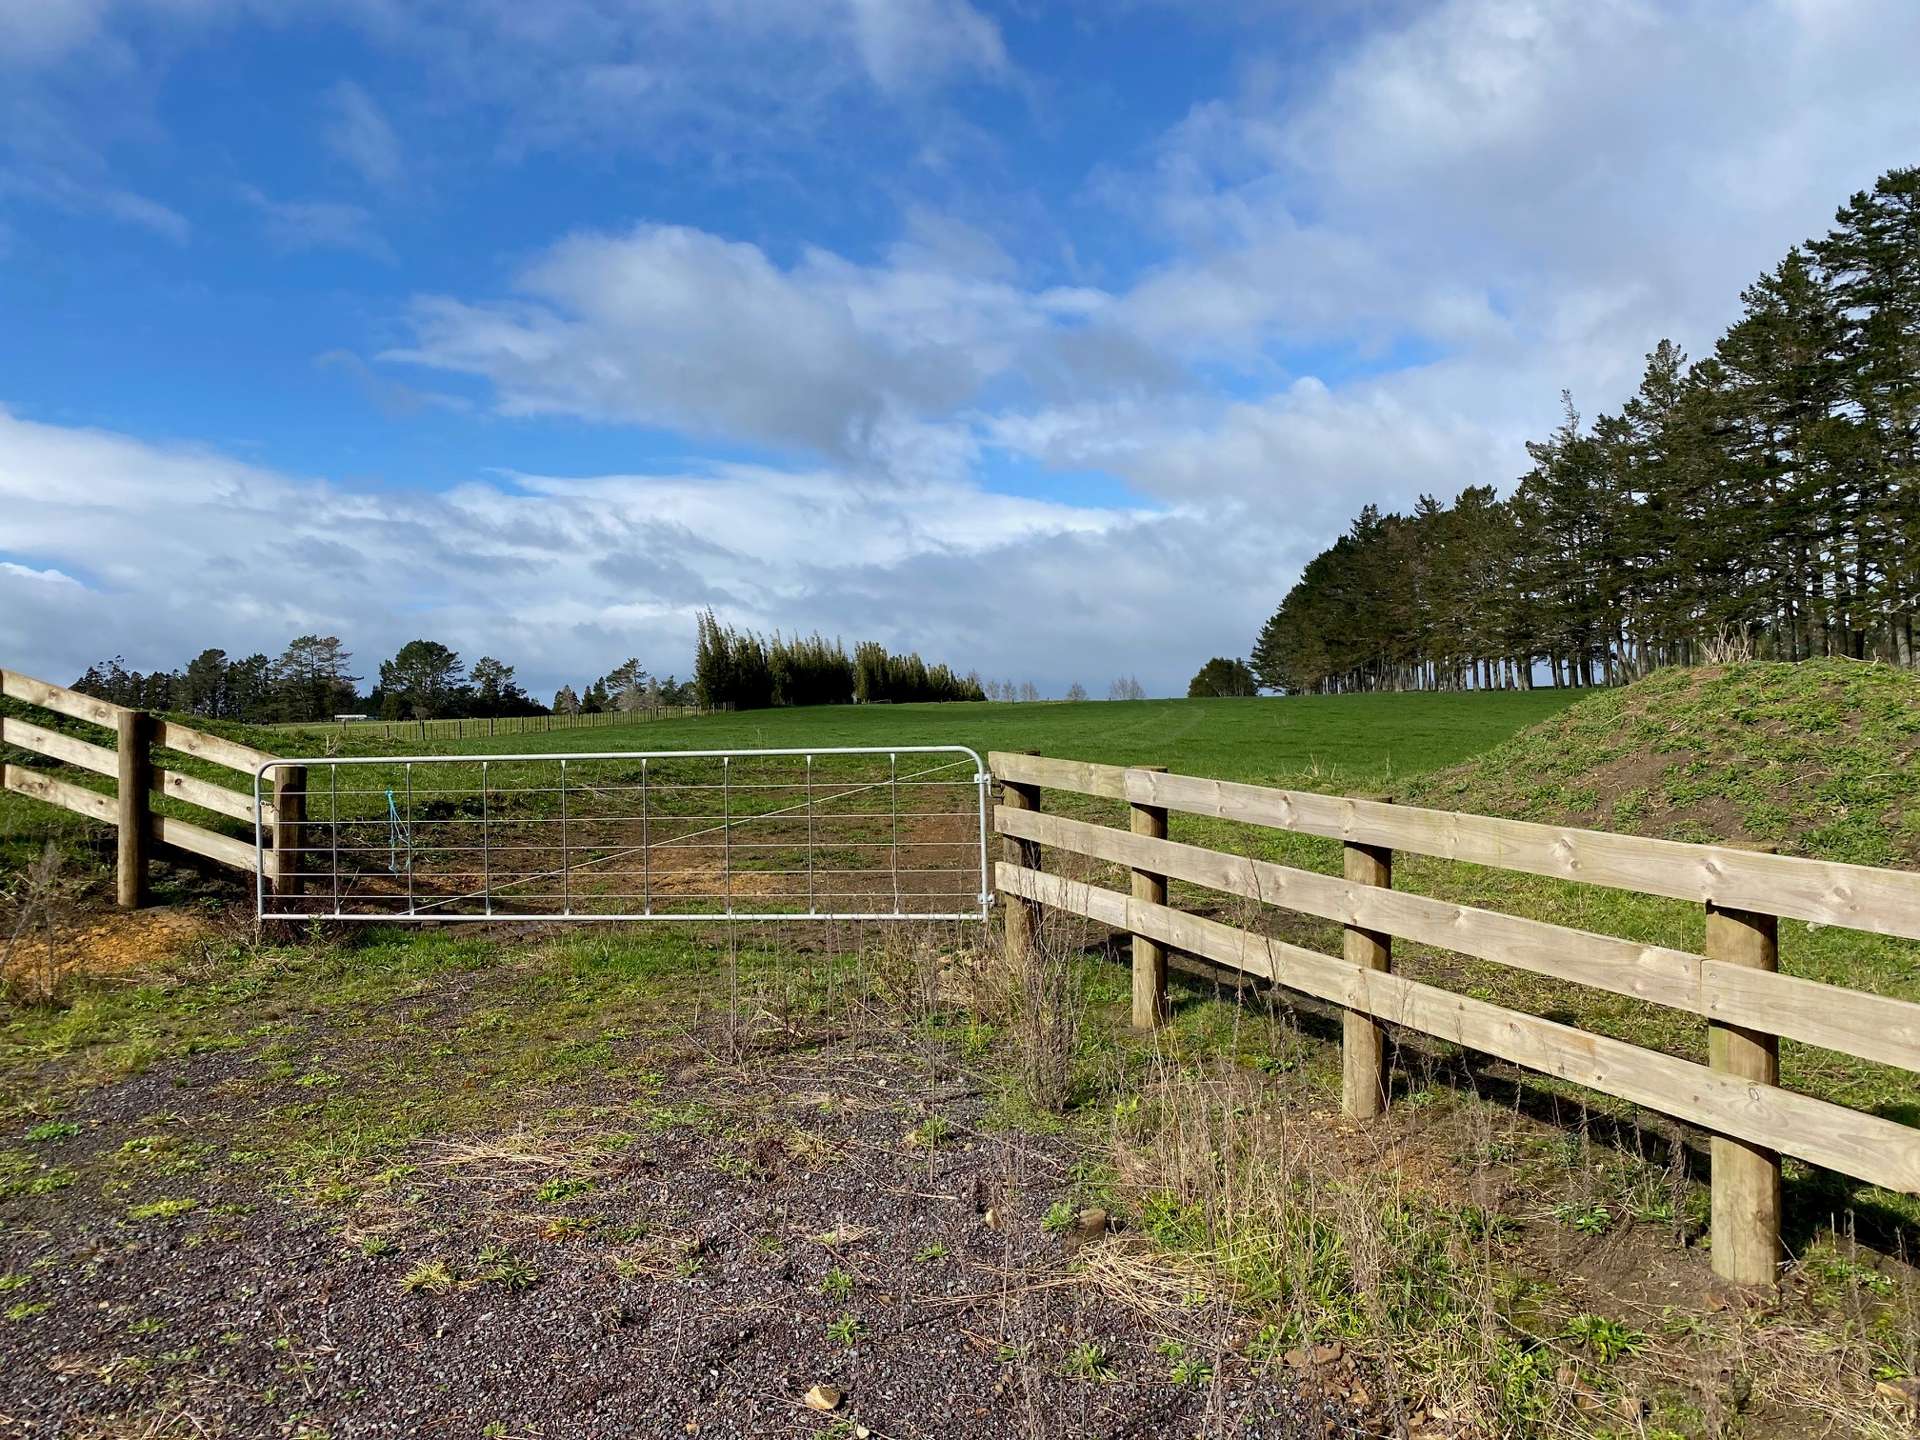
386 788 412 874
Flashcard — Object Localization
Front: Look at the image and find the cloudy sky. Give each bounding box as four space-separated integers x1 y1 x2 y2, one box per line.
3 0 1918 699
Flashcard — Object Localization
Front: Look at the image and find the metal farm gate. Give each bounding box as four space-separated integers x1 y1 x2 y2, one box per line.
252 746 990 924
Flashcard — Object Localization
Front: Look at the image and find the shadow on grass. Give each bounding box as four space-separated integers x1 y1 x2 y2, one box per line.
1063 931 1920 1262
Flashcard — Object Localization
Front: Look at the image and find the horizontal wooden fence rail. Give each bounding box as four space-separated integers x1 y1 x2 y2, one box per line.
994 806 1920 1073
2 667 289 904
992 751 1920 942
987 751 1920 1289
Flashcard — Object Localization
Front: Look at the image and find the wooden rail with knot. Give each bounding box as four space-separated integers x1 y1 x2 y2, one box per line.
1 668 298 904
988 750 1920 1291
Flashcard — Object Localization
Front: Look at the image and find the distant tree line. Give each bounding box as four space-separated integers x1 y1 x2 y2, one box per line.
73 636 372 723
1254 165 1920 695
1188 658 1258 697
981 678 1042 703
692 611 985 709
551 659 696 717
68 636 700 724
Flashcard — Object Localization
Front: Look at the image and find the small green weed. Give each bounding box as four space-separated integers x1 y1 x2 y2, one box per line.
1801 1241 1895 1298
476 1245 541 1291
821 1269 854 1301
127 1197 197 1222
1158 1340 1212 1386
1550 1200 1612 1235
1563 1313 1649 1363
1062 1342 1114 1381
399 1260 457 1294
826 1312 866 1346
906 1115 955 1149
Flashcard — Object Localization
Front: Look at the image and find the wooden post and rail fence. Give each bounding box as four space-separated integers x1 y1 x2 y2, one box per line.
5 675 1917 1291
1 668 295 901
987 750 1920 1289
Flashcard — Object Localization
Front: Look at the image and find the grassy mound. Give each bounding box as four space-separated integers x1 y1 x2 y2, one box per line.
1408 660 1920 867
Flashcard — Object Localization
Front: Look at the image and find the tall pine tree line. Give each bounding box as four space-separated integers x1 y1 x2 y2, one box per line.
693 611 984 709
1254 167 1920 694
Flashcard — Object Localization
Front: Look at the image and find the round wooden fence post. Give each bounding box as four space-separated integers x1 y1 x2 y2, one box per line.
1000 754 1042 969
1707 896 1782 1287
272 764 307 905
115 709 152 910
1341 835 1392 1118
1130 766 1170 1029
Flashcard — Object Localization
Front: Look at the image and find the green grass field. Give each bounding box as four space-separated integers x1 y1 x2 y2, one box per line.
273 689 1582 786
4 670 1917 1436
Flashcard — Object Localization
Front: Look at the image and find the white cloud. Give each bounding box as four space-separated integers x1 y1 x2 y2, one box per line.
0 0 1012 248
1003 0 1920 522
322 79 402 187
8 0 1920 703
842 0 1006 92
0 560 81 585
385 222 1105 472
243 187 393 261
0 407 1248 698
1124 0 1920 381
0 0 113 66
0 162 190 242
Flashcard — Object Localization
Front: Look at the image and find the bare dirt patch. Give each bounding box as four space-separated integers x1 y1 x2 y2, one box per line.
0 933 1365 1440
43 905 213 978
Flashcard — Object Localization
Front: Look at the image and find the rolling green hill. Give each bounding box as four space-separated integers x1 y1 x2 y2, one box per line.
1407 660 1920 867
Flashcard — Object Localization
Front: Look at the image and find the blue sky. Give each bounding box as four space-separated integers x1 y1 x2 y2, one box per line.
5 0 1920 699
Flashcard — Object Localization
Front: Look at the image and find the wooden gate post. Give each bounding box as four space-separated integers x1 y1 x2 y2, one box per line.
1000 754 1042 968
1129 766 1169 1029
1707 896 1781 1287
272 764 307 904
115 709 152 910
1340 835 1392 1118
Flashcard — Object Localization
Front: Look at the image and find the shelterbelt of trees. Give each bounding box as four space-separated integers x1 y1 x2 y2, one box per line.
1255 166 1920 696
64 639 696 724
61 615 988 723
692 610 985 708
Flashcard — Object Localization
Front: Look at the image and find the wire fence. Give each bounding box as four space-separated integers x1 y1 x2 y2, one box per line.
253 746 990 923
266 707 731 743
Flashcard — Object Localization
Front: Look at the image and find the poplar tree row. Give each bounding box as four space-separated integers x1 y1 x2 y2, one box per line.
692 611 984 709
1254 166 1920 694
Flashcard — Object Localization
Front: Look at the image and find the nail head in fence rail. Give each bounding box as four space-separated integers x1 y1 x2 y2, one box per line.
252 746 991 924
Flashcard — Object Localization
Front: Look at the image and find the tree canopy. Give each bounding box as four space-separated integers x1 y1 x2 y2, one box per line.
1254 166 1920 694
693 610 983 709
1188 657 1258 697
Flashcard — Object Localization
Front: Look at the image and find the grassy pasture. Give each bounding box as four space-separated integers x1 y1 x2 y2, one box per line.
4 671 1919 1435
271 689 1583 783
1 690 1579 881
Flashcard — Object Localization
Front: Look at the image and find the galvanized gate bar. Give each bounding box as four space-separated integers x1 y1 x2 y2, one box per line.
253 745 992 924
